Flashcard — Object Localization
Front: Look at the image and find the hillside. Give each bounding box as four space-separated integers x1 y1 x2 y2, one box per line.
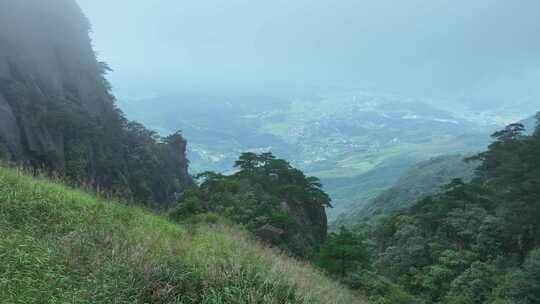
0 166 364 304
328 118 540 303
173 152 330 257
522 115 538 134
334 154 479 227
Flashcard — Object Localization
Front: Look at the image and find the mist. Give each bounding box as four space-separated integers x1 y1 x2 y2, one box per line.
3 1 540 299
77 0 540 108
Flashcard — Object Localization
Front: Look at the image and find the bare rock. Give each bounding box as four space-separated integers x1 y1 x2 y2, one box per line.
256 224 285 244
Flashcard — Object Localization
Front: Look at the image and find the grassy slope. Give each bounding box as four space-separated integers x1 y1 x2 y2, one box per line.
0 167 364 304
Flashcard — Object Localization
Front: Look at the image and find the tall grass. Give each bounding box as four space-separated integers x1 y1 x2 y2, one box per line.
0 167 365 304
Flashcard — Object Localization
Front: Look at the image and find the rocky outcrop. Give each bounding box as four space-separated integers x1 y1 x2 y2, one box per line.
255 224 285 245
0 94 21 158
0 0 192 206
0 0 108 165
281 200 328 248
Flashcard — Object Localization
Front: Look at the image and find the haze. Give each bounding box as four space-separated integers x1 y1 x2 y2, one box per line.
77 0 540 108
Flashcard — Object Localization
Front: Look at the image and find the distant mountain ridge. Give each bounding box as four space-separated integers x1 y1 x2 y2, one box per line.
332 154 479 228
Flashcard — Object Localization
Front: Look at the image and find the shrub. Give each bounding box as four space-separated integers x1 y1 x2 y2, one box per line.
502 248 540 304
445 261 498 304
345 271 421 304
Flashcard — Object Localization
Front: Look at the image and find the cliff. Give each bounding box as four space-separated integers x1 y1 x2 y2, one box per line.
280 198 328 249
0 0 192 207
0 0 105 164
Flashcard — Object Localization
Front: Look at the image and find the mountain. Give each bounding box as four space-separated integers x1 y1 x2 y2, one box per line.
0 166 364 304
0 0 192 207
311 116 540 304
521 115 539 134
0 0 110 166
120 90 494 219
333 154 479 227
364 118 540 303
0 0 331 254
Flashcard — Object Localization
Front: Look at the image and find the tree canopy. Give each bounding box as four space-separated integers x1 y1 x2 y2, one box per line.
171 152 331 256
366 115 540 303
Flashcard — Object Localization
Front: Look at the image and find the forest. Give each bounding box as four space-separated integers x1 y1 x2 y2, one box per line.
312 115 540 303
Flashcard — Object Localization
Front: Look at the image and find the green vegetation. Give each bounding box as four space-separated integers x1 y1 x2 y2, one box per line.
315 227 419 304
334 154 479 227
57 92 191 208
0 166 364 304
316 227 371 278
318 114 540 303
171 152 330 256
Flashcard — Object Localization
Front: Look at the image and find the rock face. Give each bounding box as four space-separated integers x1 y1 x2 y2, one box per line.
281 200 328 248
0 0 108 165
0 0 192 206
255 224 285 245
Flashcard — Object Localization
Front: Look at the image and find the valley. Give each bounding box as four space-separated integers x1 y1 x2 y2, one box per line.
2 1 540 303
120 89 515 220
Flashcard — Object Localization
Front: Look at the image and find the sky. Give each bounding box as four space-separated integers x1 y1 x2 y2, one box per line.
77 0 540 107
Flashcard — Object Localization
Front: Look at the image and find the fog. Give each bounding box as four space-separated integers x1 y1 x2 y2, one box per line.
77 0 540 108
